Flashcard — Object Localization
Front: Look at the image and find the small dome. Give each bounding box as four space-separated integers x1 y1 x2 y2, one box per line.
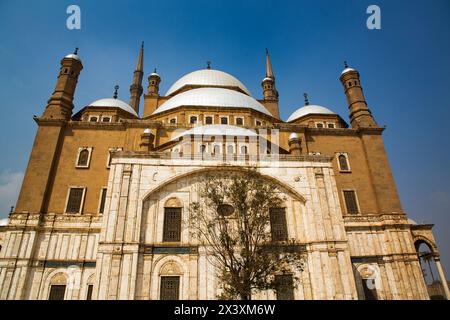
262 77 274 82
150 72 160 78
289 132 299 141
172 124 257 141
341 67 356 76
65 53 81 61
0 218 8 226
153 87 272 116
88 98 138 117
166 69 251 96
287 105 335 122
143 128 151 134
408 218 418 225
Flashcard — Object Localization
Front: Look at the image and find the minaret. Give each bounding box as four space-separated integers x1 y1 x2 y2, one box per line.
261 49 280 118
129 42 144 115
340 61 377 128
147 68 161 96
42 48 83 120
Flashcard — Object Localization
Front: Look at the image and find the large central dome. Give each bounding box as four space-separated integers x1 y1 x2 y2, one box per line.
153 88 271 116
165 69 252 96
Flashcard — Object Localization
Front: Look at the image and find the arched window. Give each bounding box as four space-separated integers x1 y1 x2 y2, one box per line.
241 145 248 155
213 145 220 155
159 261 182 300
190 116 198 124
76 148 91 168
48 273 67 300
338 154 350 171
227 145 234 154
200 144 206 153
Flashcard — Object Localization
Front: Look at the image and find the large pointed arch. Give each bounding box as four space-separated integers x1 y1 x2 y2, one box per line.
141 166 307 203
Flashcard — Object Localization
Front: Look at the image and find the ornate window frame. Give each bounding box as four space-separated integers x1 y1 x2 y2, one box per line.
342 189 361 215
75 147 93 168
189 114 198 125
204 114 214 125
235 116 244 126
64 186 87 215
336 152 351 172
219 115 229 125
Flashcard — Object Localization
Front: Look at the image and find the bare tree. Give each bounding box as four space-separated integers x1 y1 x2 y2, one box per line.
190 169 305 300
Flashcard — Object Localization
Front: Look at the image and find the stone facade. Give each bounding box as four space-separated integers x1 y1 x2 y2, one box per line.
0 47 447 300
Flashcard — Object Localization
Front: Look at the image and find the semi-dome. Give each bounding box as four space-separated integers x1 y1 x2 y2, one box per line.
153 87 272 116
166 69 252 96
88 98 138 117
287 105 335 122
171 124 257 141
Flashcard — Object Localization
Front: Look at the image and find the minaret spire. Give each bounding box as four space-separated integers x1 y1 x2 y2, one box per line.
261 48 280 119
265 48 275 79
129 42 144 115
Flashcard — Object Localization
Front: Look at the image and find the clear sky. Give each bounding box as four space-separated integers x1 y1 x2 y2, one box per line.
0 0 449 279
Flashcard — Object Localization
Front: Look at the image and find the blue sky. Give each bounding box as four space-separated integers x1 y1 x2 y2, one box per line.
1 0 449 278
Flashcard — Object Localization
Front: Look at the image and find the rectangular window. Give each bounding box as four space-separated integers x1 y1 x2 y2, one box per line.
269 208 288 241
327 123 335 128
169 118 177 124
205 116 213 124
220 117 228 125
190 116 198 124
48 285 66 300
343 190 359 214
102 117 111 122
89 116 98 122
316 123 324 128
255 120 262 126
160 276 180 300
163 208 182 242
66 188 85 214
275 275 294 300
86 285 94 300
235 117 244 125
98 188 107 214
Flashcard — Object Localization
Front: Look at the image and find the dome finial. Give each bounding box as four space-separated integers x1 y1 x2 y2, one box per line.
303 93 310 106
206 61 211 70
113 85 119 99
141 41 144 49
153 68 157 73
74 47 79 55
344 60 349 68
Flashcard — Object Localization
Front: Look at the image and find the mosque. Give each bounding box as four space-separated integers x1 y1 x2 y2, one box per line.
0 44 448 300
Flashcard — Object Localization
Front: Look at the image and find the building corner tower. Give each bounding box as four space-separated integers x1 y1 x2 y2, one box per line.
42 49 83 120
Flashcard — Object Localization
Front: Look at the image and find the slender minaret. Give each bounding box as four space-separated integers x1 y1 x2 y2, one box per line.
42 48 83 120
340 61 377 128
261 49 280 118
261 48 278 100
129 42 144 115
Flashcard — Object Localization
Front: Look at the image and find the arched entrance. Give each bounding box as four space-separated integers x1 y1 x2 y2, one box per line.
414 238 449 300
